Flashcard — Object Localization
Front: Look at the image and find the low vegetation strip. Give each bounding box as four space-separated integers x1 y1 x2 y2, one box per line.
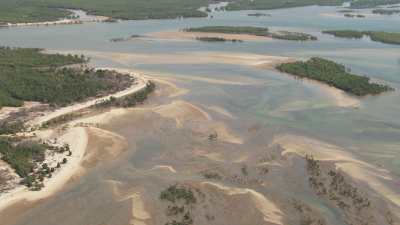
323 30 400 45
225 0 346 11
276 57 393 96
184 26 270 36
0 47 133 108
185 26 317 41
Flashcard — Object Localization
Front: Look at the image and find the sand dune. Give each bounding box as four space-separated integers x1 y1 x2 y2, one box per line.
206 105 235 119
150 165 177 173
153 100 211 128
130 193 151 225
82 127 128 168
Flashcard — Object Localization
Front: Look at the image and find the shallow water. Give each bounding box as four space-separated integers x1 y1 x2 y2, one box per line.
0 5 399 225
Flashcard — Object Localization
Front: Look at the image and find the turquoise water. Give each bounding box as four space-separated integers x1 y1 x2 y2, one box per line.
0 5 399 224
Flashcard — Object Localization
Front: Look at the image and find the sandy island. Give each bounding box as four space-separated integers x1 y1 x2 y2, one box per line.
147 30 272 42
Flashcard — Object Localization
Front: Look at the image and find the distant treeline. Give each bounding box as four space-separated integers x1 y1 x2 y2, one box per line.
225 0 400 11
323 30 400 45
276 57 393 96
0 47 133 108
0 0 209 23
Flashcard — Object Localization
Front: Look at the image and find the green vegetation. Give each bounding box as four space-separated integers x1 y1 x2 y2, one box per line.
160 184 198 225
372 8 400 14
195 37 243 42
225 0 345 11
202 171 222 180
0 121 25 135
0 138 46 178
270 31 318 41
247 13 270 17
344 13 366 18
368 31 400 45
0 47 132 108
0 0 209 23
322 30 365 38
160 184 197 204
185 26 317 41
276 57 393 96
323 30 400 45
337 9 355 13
0 1 71 24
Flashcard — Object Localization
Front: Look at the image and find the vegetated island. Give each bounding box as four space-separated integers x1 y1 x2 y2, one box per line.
322 30 400 45
247 13 271 17
184 26 318 41
195 37 244 43
344 13 366 18
0 47 155 192
276 57 393 96
372 8 400 14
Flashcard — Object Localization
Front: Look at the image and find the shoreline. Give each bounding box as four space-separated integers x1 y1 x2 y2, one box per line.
0 67 150 212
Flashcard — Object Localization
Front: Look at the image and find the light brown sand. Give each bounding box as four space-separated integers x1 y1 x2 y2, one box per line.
312 80 360 108
153 100 211 128
82 127 128 168
206 105 236 119
130 193 151 225
148 30 272 42
53 50 292 73
203 182 283 225
150 165 177 173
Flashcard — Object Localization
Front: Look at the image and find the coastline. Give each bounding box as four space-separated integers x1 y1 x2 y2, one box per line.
0 67 150 212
